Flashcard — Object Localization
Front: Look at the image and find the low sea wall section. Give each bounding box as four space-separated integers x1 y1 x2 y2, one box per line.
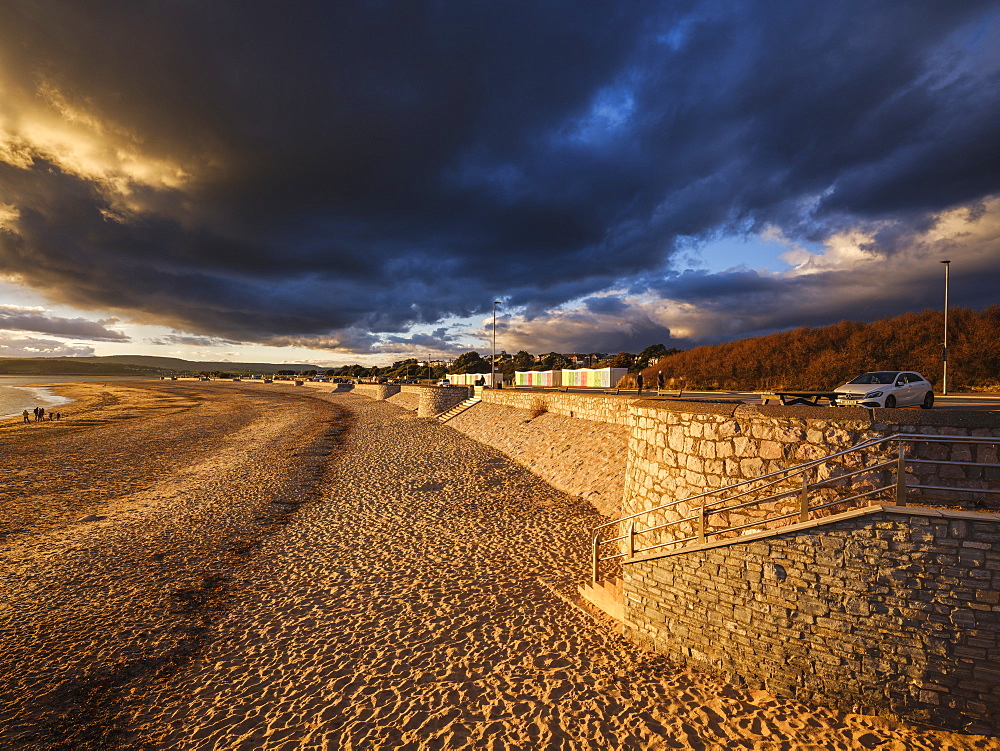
350 383 472 419
347 385 1000 732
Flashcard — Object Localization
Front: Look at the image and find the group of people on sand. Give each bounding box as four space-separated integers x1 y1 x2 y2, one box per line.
22 406 61 423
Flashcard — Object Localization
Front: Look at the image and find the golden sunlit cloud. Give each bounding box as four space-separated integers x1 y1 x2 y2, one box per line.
0 71 192 212
0 203 20 230
782 198 1000 275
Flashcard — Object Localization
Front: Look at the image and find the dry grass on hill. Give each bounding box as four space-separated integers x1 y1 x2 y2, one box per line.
644 306 1000 392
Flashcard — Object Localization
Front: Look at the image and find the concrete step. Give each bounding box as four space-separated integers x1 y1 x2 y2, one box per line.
437 397 481 422
577 577 623 622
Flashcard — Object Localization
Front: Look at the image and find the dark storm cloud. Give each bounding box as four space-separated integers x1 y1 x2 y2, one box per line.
584 296 629 316
0 0 998 350
0 305 128 341
379 328 458 352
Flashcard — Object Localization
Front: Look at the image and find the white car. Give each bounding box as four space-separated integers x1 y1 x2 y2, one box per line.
834 371 934 409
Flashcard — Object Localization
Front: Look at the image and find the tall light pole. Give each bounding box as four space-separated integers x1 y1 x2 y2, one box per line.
941 260 951 396
492 300 501 387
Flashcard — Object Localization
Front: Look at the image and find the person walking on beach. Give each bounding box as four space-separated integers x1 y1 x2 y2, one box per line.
636 372 643 394
22 409 30 424
656 371 664 391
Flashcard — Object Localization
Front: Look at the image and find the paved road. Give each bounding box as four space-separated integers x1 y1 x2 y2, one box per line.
505 387 1000 411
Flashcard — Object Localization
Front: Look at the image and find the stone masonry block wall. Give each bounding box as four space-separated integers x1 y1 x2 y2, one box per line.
418 386 474 418
387 384 463 414
623 508 1000 734
447 402 627 517
877 411 1000 508
480 388 639 426
625 401 1000 549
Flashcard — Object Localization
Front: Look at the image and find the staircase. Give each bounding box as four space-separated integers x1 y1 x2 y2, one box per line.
590 432 1000 584
437 396 481 422
578 576 623 622
580 432 1000 625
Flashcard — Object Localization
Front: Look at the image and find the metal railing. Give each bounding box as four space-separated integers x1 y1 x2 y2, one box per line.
592 433 1000 582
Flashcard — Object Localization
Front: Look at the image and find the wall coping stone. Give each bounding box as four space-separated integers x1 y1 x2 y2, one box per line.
739 403 1000 428
633 399 741 418
627 504 1000 565
734 404 872 422
876 408 1000 429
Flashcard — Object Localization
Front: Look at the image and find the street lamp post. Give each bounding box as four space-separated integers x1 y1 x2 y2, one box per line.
492 301 501 388
941 260 951 396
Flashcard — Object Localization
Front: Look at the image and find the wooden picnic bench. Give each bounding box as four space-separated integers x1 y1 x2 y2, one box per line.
759 391 840 406
655 389 684 397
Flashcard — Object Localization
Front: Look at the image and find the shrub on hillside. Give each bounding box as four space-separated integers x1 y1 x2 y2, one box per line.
644 306 1000 392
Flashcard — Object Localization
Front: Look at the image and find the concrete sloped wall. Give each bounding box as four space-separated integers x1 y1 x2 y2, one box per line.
477 388 640 425
352 383 400 400
356 384 1000 555
354 384 473 417
446 400 627 517
385 384 422 411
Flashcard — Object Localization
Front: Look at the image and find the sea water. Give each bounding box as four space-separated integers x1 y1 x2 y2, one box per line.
0 375 156 420
0 384 73 419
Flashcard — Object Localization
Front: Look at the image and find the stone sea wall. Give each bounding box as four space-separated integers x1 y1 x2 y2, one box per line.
418 386 472 418
624 401 1000 548
623 507 1000 735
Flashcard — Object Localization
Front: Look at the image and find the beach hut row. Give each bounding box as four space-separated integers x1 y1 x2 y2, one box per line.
514 370 561 387
446 372 501 386
513 367 628 389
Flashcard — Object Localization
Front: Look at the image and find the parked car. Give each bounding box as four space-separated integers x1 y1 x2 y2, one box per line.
834 371 934 409
436 378 451 386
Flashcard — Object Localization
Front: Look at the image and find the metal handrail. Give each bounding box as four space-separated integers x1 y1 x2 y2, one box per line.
592 433 1000 581
591 432 899 532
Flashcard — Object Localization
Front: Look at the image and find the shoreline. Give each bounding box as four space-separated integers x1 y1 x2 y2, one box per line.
0 379 126 423
0 383 74 420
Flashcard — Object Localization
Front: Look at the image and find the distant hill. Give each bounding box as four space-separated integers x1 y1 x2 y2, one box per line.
644 306 1000 392
0 355 325 376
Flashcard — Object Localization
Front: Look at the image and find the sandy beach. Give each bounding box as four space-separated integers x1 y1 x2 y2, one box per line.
1 383 995 749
